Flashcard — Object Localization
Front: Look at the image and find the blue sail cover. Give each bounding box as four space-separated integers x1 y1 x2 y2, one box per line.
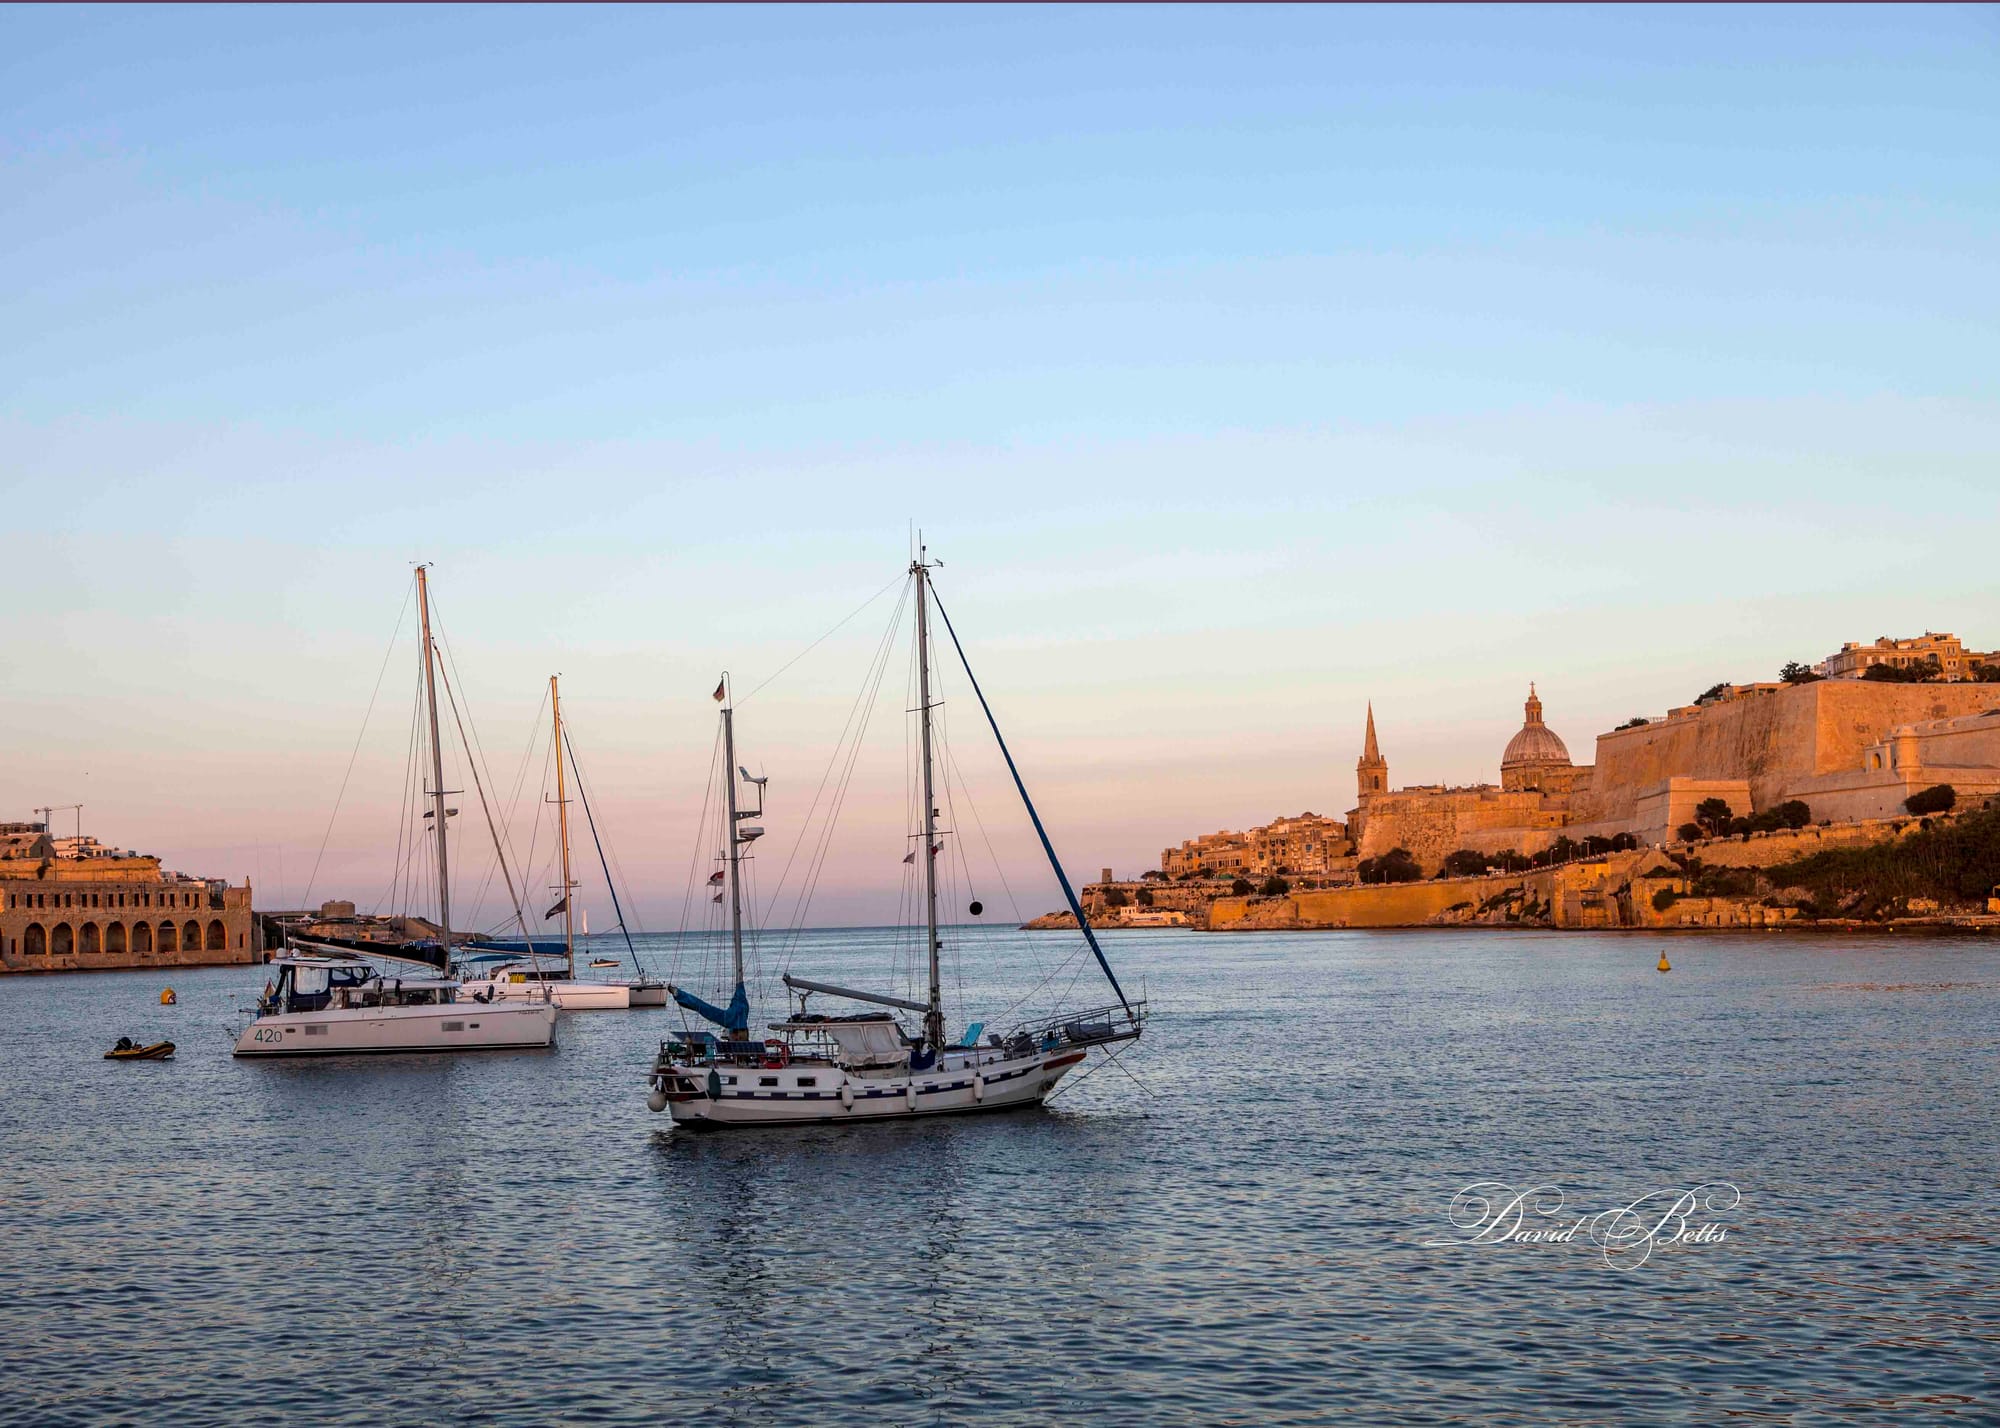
672 981 750 1033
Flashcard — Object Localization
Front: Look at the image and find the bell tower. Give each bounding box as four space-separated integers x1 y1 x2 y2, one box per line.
1357 702 1388 801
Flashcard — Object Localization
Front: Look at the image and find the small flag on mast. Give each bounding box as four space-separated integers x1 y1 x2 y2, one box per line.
708 871 725 884
543 896 568 920
712 677 726 703
902 851 916 864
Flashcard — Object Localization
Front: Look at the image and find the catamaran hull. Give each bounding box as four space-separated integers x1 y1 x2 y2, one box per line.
233 1003 557 1056
654 1051 1086 1129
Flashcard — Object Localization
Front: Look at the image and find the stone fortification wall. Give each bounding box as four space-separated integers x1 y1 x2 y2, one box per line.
1352 788 1566 868
1582 681 2000 825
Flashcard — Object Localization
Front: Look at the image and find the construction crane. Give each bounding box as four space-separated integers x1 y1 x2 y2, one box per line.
34 804 82 850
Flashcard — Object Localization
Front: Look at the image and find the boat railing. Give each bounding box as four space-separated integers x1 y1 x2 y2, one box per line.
1005 999 1147 1053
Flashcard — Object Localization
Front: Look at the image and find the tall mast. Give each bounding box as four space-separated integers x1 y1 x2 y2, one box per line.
913 552 944 1050
415 565 452 943
721 688 745 994
550 674 576 977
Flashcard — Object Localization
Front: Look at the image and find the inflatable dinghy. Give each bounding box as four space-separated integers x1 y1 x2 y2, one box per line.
105 1038 176 1061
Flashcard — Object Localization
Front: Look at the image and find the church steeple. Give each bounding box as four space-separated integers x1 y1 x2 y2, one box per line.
1524 682 1543 726
1357 702 1388 800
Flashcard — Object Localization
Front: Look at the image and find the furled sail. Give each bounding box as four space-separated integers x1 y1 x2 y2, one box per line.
671 980 750 1033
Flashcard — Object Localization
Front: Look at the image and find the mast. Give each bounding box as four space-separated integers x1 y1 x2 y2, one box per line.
721 687 745 997
550 674 576 977
913 552 944 1050
415 565 452 944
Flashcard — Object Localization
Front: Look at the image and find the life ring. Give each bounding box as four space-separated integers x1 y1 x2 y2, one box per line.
762 1039 791 1070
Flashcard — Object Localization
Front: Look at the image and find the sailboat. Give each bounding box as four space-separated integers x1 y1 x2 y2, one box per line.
236 567 556 1057
456 674 667 1010
646 551 1144 1127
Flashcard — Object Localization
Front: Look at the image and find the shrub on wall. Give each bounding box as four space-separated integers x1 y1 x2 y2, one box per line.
1676 822 1703 842
1259 875 1290 896
1230 878 1254 896
1905 784 1957 816
1652 887 1680 912
1359 849 1423 884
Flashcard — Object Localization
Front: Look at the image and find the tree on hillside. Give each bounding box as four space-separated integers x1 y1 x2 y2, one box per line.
1102 886 1130 909
1134 887 1155 907
1677 822 1704 842
1973 663 2000 683
1863 655 1943 684
1230 878 1254 897
1259 875 1291 896
1905 784 1957 816
1780 661 1823 685
1696 682 1730 704
1440 849 1491 878
1776 799 1812 829
1359 848 1423 884
1140 869 1166 881
1695 798 1735 837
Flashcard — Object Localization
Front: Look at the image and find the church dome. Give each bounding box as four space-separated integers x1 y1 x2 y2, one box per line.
1501 684 1570 768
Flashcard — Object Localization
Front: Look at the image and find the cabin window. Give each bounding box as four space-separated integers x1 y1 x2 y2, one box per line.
759 1076 778 1087
797 1076 817 1087
723 1076 737 1085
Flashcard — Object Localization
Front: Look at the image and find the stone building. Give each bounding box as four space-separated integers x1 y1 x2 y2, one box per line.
1820 632 1997 682
0 821 257 973
1160 811 1349 879
1347 686 1590 869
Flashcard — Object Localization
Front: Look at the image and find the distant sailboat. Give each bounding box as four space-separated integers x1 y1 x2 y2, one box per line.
647 550 1143 1127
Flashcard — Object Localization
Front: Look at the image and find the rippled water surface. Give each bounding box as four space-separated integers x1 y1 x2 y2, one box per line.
4 927 1998 1425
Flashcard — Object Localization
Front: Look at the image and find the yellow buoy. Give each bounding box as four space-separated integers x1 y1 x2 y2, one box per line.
160 987 177 1005
1656 953 1671 974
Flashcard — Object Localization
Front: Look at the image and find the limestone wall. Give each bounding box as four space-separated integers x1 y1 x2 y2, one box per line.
1582 681 2000 824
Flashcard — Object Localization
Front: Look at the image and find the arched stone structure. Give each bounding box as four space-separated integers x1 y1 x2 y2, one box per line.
24 923 46 958
134 921 153 953
158 921 178 954
81 922 100 955
183 920 201 953
206 919 226 951
52 923 74 957
106 922 127 955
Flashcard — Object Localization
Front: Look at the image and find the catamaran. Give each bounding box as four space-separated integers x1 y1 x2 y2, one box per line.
646 551 1144 1127
236 566 555 1057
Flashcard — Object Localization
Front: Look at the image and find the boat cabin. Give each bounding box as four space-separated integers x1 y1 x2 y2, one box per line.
262 957 457 1014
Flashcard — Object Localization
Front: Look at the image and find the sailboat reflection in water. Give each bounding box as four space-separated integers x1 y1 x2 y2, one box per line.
648 550 1145 1128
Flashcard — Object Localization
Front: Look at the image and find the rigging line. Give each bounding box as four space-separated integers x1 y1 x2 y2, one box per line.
433 652 536 946
557 707 651 939
470 683 551 930
736 572 905 707
995 942 1088 1023
305 579 415 908
379 662 424 917
777 583 908 962
1043 1043 1154 1106
561 728 643 974
928 584 1133 1018
762 582 909 962
423 596 520 931
671 721 724 983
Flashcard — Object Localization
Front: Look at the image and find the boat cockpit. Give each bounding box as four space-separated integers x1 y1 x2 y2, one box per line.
260 958 459 1015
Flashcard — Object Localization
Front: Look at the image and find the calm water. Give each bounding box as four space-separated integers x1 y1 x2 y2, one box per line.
2 926 1996 1426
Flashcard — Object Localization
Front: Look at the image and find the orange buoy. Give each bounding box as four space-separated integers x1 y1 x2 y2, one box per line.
160 987 177 1005
1656 952 1671 973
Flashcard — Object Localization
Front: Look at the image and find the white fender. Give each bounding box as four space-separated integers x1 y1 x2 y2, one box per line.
905 1082 918 1111
839 1083 854 1111
647 1089 669 1114
972 1072 985 1103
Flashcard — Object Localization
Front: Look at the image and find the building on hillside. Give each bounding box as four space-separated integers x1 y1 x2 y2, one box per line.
1160 811 1349 879
1821 632 1998 681
0 820 257 973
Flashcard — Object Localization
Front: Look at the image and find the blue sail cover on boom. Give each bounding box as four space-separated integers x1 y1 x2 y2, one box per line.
672 981 750 1033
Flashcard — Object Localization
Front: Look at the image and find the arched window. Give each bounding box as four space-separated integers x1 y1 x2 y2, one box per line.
80 922 100 955
205 919 225 951
106 922 127 955
158 921 178 954
134 921 153 954
24 923 45 957
183 920 200 952
52 924 73 957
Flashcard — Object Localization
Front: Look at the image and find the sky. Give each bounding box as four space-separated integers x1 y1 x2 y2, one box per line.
3 5 1996 927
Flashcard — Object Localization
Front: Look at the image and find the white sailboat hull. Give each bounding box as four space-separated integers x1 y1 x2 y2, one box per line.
233 1001 557 1056
651 1048 1086 1129
624 981 669 1008
458 976 630 1010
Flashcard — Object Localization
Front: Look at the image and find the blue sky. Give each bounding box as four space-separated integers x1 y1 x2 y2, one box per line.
3 6 1996 924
